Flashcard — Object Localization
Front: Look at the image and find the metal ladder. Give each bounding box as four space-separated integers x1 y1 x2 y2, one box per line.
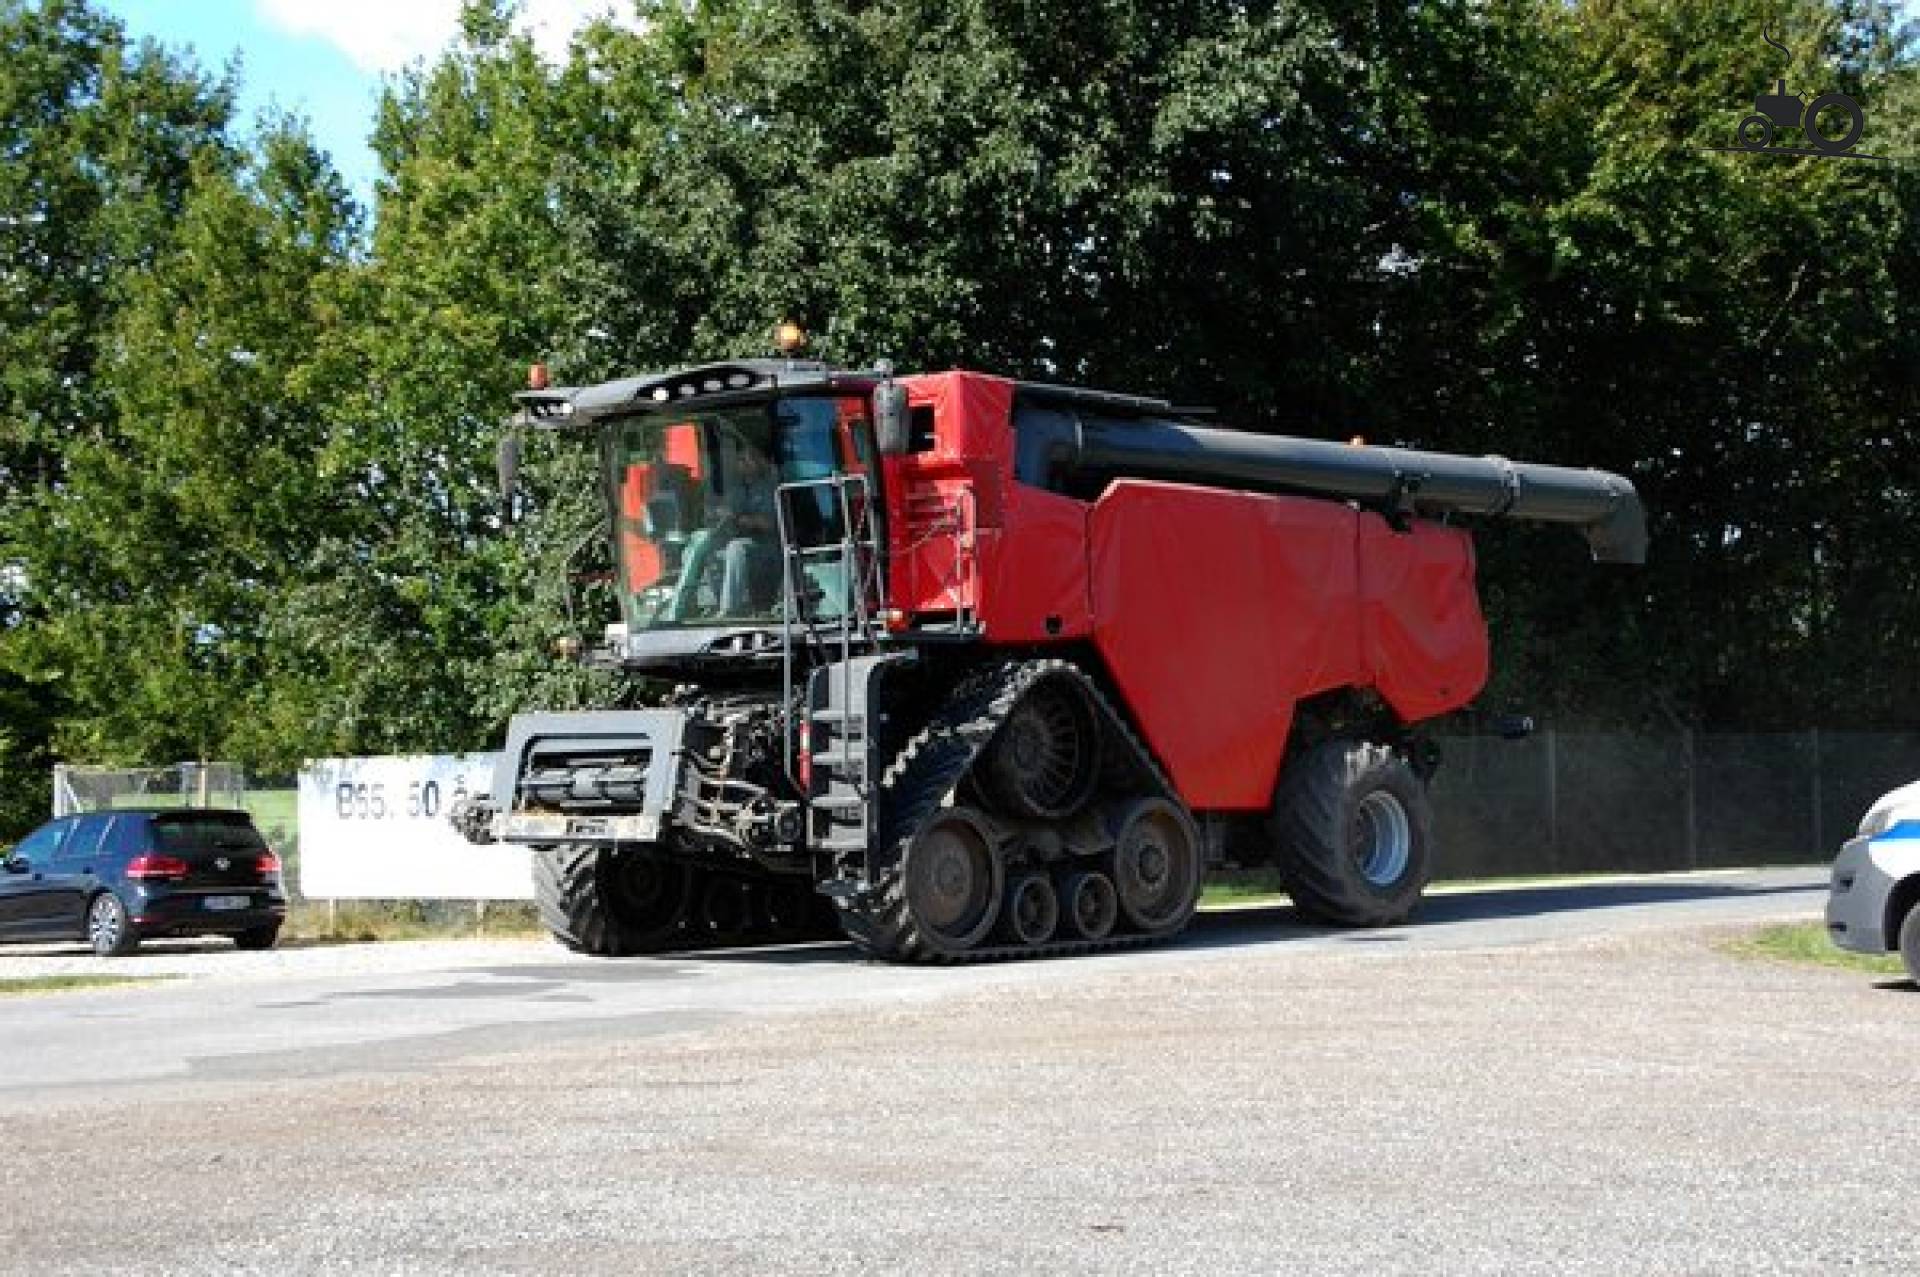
774 475 887 870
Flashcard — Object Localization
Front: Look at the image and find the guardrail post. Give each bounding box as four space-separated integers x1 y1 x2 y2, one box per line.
1810 728 1823 856
1544 729 1559 865
1683 728 1698 870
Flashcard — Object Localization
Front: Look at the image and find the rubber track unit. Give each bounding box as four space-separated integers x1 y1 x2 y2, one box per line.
837 658 1196 964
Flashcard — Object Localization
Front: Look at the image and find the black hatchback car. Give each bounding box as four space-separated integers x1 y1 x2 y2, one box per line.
0 809 287 955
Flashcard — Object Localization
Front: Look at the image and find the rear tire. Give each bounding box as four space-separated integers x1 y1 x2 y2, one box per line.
1271 739 1433 926
87 892 141 957
233 924 280 951
533 844 692 956
1899 904 1920 987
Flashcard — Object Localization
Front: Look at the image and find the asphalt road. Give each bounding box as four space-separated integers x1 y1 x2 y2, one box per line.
3 867 1914 1275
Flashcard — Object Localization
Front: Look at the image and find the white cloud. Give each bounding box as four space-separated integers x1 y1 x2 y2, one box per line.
257 0 630 73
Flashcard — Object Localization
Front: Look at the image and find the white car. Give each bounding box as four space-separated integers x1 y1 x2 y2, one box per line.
1827 779 1920 982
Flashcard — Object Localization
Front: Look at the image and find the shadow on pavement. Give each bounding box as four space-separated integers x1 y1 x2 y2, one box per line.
675 872 1826 967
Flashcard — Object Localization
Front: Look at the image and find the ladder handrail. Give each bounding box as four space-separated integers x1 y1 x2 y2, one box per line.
774 472 885 795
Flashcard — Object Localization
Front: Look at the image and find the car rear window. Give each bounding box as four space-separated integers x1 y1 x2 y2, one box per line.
152 815 266 853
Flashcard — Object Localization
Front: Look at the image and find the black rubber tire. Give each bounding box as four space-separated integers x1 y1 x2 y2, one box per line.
533 843 692 956
87 891 141 957
233 924 280 951
1899 904 1920 987
1004 873 1060 946
1270 739 1433 927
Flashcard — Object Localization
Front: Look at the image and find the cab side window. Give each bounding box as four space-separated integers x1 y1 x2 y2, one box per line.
9 821 68 866
105 817 151 860
54 814 113 863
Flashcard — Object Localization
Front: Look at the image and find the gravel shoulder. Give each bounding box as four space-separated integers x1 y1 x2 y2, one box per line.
2 896 1915 1275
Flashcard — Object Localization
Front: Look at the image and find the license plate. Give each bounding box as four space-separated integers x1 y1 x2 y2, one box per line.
203 895 252 912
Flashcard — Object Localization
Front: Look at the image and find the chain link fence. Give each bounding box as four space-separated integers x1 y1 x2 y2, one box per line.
45 736 1919 888
1430 731 1920 877
51 762 247 818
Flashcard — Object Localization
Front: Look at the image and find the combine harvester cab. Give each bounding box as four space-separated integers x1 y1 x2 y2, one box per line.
456 349 1644 963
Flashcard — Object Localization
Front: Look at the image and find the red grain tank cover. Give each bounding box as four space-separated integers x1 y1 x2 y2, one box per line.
1088 481 1488 811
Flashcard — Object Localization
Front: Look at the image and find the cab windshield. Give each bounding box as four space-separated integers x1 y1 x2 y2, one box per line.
604 396 877 631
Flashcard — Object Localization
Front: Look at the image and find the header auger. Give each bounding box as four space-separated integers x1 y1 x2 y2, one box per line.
455 352 1643 963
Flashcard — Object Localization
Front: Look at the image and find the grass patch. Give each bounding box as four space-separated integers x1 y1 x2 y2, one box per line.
1725 921 1908 977
282 900 545 944
0 974 174 997
1202 869 1289 906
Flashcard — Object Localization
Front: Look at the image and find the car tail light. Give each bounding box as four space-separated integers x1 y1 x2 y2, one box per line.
797 730 814 793
256 850 282 876
126 854 190 880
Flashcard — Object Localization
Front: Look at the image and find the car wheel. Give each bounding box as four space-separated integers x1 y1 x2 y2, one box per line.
87 892 141 957
1899 905 1920 987
233 925 280 952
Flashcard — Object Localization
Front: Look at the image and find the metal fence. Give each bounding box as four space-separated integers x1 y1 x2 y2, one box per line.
1429 731 1920 877
52 762 247 818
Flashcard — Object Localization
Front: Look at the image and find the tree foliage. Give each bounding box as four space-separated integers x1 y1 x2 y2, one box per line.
1 0 1918 838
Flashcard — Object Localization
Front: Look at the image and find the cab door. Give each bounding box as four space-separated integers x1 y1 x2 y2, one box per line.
0 821 75 937
42 813 113 936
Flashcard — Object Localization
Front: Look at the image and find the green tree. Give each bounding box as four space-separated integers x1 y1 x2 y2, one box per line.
0 0 236 833
11 122 360 773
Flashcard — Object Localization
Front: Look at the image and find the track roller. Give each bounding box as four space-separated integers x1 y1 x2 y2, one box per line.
1061 871 1118 940
1004 873 1061 946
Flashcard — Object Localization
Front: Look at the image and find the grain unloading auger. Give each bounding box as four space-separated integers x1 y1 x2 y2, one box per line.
454 351 1643 962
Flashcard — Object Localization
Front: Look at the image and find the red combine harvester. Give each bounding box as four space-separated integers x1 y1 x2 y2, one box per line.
456 353 1644 962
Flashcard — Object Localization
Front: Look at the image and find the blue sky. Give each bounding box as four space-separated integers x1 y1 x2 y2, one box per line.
102 1 627 204
105 1 387 199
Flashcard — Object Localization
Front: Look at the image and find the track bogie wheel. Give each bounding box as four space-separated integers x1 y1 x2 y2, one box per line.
1111 797 1203 933
1061 871 1118 941
1005 873 1060 946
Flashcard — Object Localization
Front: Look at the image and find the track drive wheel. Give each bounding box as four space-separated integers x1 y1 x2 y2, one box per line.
1112 798 1203 933
976 677 1101 820
1270 739 1433 927
534 844 693 956
900 808 1003 956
